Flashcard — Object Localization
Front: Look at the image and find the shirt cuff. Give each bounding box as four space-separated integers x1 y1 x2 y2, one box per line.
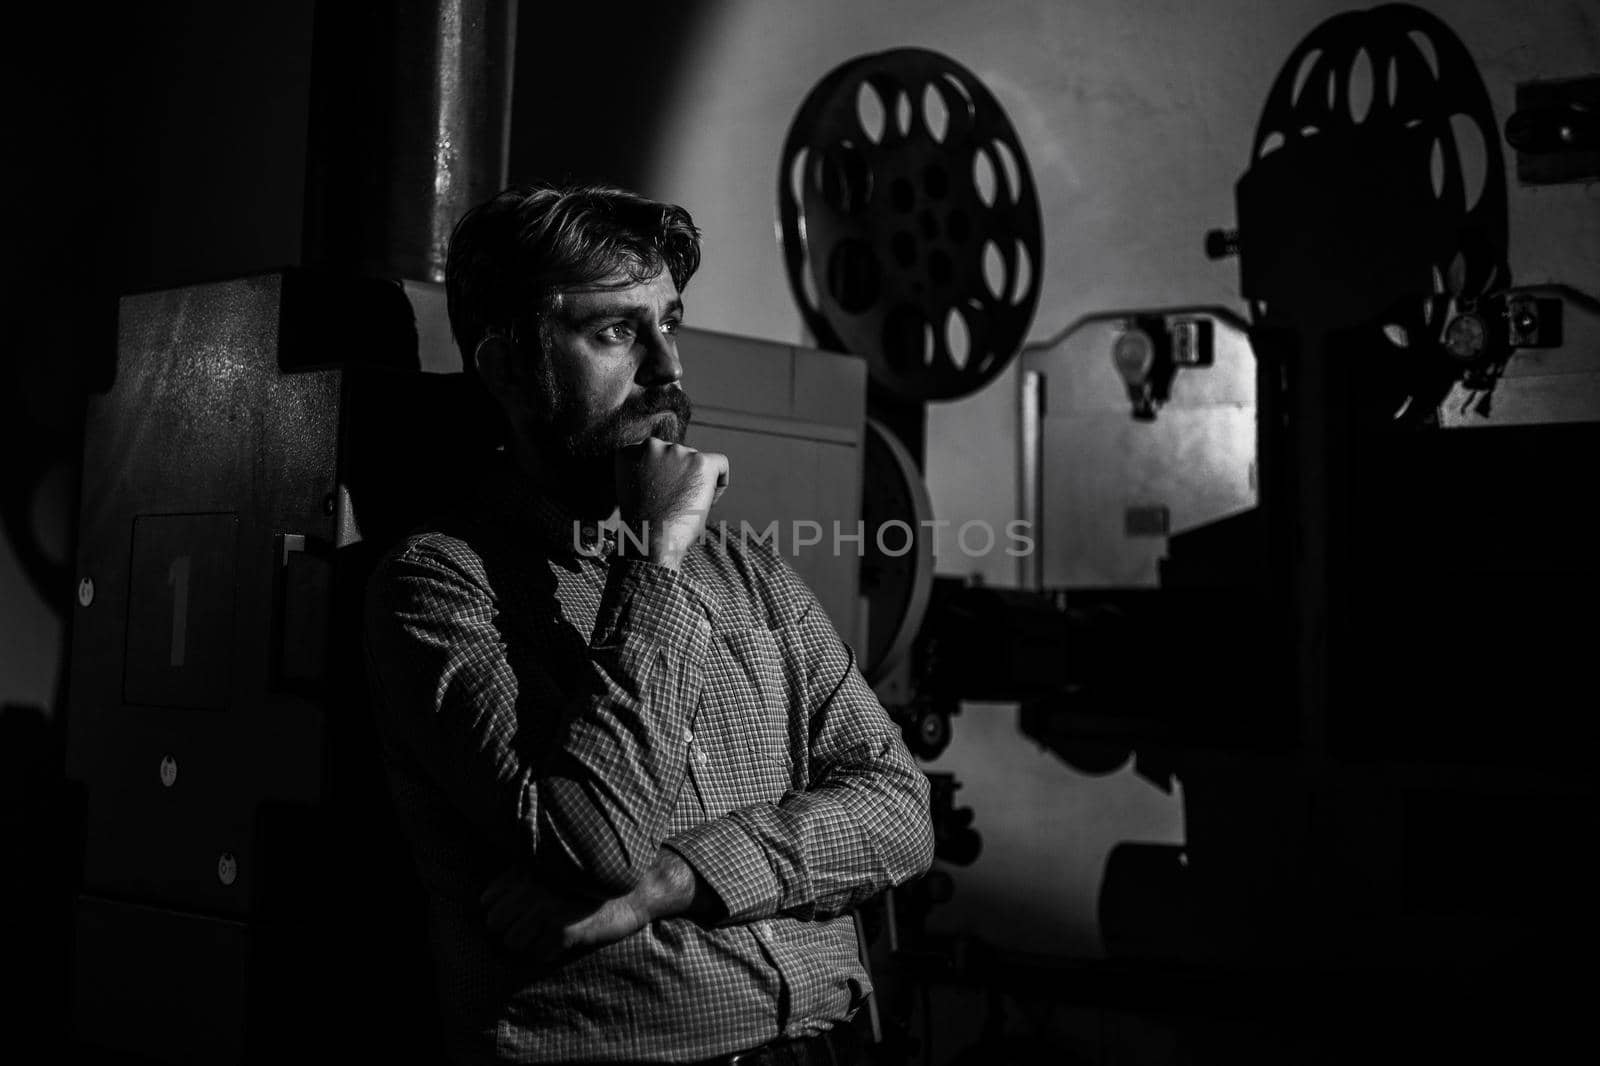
590 557 714 649
664 818 781 923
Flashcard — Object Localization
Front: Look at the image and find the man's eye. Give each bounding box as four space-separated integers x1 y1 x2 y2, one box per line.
661 318 681 335
599 323 634 342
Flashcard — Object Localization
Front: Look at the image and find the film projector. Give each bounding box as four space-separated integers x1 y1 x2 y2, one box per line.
1206 2 1597 770
777 47 1068 870
775 47 1255 855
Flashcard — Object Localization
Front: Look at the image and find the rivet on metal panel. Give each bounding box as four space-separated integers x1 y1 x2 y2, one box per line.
77 577 94 607
217 852 238 886
159 756 178 789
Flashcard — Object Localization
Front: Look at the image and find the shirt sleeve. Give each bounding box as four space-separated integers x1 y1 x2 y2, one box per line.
662 555 935 922
363 537 713 897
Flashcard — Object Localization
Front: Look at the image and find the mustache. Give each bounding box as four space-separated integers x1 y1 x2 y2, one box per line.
618 386 692 427
548 386 694 459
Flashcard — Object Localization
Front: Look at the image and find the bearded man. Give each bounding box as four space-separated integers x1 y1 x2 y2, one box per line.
363 183 933 1065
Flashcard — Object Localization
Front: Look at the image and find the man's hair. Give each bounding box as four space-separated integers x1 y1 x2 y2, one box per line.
445 183 702 372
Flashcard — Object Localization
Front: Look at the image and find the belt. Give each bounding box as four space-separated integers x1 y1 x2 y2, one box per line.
700 1026 859 1066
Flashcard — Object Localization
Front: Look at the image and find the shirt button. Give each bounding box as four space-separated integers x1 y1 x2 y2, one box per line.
682 728 694 744
756 920 773 936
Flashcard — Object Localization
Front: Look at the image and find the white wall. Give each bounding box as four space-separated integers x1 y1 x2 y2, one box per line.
647 0 1598 578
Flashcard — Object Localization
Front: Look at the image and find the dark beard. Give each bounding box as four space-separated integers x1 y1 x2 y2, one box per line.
545 386 694 459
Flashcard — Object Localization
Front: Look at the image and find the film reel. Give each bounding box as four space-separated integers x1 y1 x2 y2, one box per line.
1240 3 1508 421
779 48 1044 402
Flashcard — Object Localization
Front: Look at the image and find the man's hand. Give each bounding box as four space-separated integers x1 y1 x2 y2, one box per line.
481 869 652 961
480 851 720 961
614 438 729 570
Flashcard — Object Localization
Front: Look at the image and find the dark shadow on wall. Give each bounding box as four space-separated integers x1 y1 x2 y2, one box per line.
507 2 720 193
96 2 317 295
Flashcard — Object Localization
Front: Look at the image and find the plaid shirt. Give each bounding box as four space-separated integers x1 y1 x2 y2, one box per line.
363 451 933 1064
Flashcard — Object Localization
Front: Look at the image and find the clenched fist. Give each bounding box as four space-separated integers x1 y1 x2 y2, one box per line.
613 438 729 569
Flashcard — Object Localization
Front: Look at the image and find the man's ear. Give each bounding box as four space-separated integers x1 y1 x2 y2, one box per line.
473 333 519 398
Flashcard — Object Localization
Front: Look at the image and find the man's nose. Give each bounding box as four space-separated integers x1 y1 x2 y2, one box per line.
638 328 682 386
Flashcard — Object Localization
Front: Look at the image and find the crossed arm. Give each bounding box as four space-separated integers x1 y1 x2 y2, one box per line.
363 537 934 953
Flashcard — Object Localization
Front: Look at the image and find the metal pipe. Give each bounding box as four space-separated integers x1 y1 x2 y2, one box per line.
303 0 519 282
1018 369 1043 590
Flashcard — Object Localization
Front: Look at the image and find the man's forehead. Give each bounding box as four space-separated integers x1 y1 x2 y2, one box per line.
555 271 680 314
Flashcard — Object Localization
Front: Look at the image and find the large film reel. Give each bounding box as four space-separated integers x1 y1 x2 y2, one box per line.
1238 3 1509 421
779 49 1044 402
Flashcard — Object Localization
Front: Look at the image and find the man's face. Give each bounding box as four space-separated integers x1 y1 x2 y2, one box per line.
520 269 693 459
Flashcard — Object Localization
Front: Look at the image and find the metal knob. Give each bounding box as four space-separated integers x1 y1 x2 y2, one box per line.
1205 228 1241 260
